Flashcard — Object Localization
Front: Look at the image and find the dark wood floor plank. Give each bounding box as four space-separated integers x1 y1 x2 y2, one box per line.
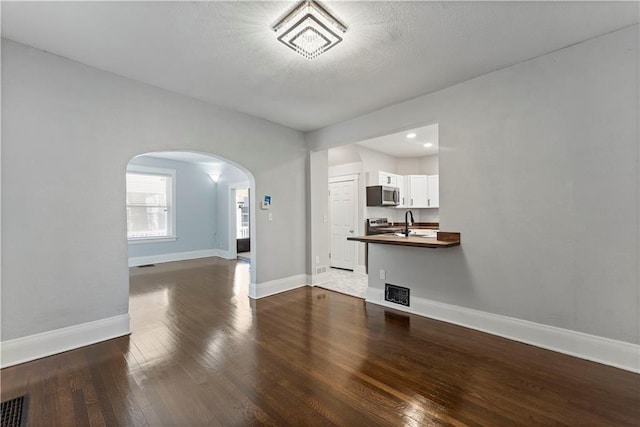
1 256 638 426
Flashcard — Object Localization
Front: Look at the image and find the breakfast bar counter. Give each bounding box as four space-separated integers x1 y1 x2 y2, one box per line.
348 232 460 249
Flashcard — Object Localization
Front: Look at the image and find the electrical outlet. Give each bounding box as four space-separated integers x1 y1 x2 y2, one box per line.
379 269 386 280
315 256 320 264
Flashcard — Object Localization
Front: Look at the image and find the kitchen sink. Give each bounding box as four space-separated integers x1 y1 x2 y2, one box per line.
395 230 438 238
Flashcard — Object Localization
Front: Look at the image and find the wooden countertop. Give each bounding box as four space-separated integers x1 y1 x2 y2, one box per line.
348 232 460 249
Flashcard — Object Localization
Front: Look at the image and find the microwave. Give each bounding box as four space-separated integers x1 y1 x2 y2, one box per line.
366 185 400 206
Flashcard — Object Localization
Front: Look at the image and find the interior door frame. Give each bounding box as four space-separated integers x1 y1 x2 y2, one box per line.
328 174 360 270
228 182 250 260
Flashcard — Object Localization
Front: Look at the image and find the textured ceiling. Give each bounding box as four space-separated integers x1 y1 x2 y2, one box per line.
2 1 638 131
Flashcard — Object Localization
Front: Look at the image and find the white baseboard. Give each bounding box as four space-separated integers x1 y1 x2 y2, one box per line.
249 274 309 299
308 272 331 286
128 249 219 267
1 314 131 368
366 288 639 373
215 249 237 260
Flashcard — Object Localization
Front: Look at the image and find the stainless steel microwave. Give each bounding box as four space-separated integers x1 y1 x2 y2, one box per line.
366 185 400 206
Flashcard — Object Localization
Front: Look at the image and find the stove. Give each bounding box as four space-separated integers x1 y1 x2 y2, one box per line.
366 218 404 235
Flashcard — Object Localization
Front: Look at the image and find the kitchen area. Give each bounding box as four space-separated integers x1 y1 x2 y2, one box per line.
355 169 461 308
323 123 461 305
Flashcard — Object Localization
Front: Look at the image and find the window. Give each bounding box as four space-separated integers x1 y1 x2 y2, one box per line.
126 165 176 242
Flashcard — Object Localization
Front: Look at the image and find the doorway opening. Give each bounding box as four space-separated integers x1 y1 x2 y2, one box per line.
235 187 251 261
125 150 257 290
320 123 440 299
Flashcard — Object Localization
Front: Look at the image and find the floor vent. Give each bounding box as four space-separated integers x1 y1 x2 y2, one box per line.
1 395 28 427
385 283 410 306
316 265 327 274
137 264 155 268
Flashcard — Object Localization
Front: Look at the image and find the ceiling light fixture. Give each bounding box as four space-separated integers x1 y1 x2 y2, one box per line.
273 0 347 61
406 133 417 139
423 143 433 148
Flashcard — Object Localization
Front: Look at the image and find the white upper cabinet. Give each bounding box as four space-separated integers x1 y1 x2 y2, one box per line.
396 175 408 207
368 171 398 187
427 175 439 208
407 175 428 207
367 171 439 209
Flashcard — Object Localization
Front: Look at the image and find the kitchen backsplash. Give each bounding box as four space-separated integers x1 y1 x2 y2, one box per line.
365 206 439 224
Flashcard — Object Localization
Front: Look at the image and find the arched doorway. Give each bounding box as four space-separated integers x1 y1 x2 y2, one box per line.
125 150 256 289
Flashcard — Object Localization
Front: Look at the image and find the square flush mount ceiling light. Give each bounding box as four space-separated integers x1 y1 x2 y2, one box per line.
273 0 347 60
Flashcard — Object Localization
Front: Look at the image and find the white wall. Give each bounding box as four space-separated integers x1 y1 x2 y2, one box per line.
308 26 640 344
419 155 439 175
309 151 329 281
327 145 360 167
1 39 307 342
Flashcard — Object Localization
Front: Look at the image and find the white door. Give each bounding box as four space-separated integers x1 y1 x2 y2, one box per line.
329 179 357 270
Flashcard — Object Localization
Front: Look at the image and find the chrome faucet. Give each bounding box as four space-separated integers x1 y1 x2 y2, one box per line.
404 210 414 236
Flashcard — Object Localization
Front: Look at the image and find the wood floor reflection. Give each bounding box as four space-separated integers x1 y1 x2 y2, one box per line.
2 257 639 426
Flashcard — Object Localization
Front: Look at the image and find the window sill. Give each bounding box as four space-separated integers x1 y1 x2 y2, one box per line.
128 236 178 244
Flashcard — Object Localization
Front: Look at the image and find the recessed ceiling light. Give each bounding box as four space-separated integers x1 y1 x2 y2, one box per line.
406 133 417 139
273 1 347 61
423 143 433 148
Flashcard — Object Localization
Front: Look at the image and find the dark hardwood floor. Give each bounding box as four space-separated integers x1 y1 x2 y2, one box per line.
2 257 639 426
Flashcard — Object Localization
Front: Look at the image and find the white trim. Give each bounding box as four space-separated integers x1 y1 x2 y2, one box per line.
1 314 130 368
128 249 218 267
366 288 640 373
128 236 178 245
309 272 331 286
127 164 175 175
227 187 239 260
329 173 360 183
215 249 237 260
249 274 309 299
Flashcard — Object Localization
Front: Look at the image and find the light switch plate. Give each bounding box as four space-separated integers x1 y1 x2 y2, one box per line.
268 212 273 221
